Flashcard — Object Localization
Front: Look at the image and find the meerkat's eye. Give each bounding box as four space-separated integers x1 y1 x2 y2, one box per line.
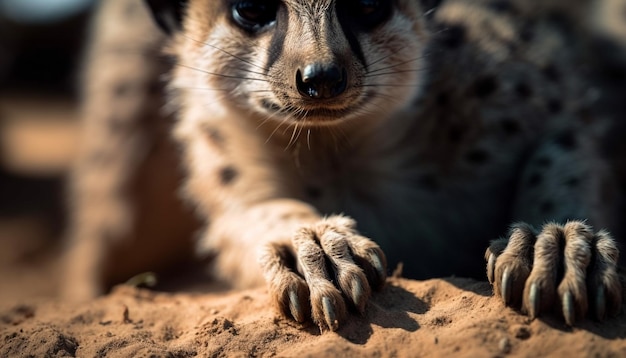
338 0 392 31
231 0 279 32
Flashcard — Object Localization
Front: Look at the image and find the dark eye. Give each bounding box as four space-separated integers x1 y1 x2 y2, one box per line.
232 1 279 32
349 0 392 29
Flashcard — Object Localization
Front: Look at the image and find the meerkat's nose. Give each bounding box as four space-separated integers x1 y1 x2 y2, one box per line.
296 62 347 99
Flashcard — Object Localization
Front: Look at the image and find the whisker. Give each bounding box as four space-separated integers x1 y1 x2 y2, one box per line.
222 66 272 78
367 52 396 69
296 123 305 147
367 56 426 74
181 33 270 72
266 119 286 143
251 94 290 130
266 109 293 143
286 123 300 150
175 63 270 82
364 68 429 78
176 62 291 87
179 23 284 70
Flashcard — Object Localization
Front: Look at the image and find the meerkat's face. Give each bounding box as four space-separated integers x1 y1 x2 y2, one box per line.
163 0 429 126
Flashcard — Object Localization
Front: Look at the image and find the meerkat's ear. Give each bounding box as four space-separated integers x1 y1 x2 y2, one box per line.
144 0 188 35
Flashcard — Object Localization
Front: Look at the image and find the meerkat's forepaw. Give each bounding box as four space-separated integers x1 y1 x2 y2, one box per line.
486 221 622 325
259 215 387 332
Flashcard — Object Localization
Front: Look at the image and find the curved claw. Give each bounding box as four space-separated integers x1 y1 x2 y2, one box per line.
528 282 540 320
289 289 305 322
369 252 386 281
322 296 339 331
501 267 511 304
488 222 621 325
351 279 366 313
487 253 496 284
562 291 575 326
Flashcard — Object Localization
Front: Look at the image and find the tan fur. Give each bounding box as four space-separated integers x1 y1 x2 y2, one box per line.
65 0 624 331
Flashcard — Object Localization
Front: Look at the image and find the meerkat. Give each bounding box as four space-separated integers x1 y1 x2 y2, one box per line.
63 0 625 331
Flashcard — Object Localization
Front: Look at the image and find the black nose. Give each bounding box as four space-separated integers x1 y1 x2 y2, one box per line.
296 63 347 99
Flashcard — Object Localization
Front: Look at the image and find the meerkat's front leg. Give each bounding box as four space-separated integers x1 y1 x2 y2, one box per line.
259 215 386 330
487 222 621 324
175 114 386 331
485 132 622 324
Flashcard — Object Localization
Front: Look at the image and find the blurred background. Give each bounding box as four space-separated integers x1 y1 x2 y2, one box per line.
0 0 95 301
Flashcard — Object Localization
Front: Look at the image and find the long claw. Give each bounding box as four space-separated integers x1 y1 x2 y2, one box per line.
528 282 540 319
562 291 575 326
289 289 304 322
351 278 365 313
322 297 338 331
501 267 511 304
370 252 386 281
487 253 496 284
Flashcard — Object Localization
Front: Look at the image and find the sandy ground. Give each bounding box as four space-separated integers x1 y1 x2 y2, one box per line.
1 96 626 357
1 275 626 357
1 219 626 357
